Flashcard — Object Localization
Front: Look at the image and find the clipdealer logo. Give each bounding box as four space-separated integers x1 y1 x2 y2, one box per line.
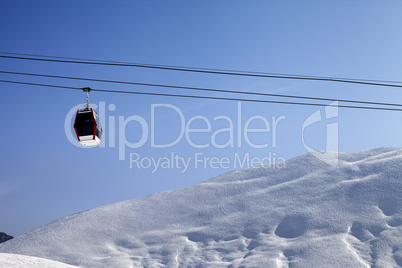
65 102 288 172
302 101 339 167
65 101 339 172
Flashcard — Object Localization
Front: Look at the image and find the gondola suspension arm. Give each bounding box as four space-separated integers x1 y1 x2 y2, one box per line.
83 87 91 110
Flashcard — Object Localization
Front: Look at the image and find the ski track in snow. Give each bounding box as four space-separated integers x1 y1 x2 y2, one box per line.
0 147 402 267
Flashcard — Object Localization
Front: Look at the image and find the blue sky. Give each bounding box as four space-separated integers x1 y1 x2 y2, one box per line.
1 1 402 236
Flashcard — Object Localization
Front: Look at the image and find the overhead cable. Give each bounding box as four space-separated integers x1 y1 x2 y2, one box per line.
1 70 402 108
1 53 402 88
1 79 402 112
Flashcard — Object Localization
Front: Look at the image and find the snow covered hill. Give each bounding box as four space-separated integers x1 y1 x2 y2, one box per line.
0 253 77 268
1 148 401 267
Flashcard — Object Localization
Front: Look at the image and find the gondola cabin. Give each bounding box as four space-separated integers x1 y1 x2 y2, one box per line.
74 108 102 146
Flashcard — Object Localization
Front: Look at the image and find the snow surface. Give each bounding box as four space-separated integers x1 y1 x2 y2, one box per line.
1 147 402 267
0 253 77 268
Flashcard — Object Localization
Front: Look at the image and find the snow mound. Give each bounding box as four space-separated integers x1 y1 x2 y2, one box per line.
0 253 77 268
1 147 402 267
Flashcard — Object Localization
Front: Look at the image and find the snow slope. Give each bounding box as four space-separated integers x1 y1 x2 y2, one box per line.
0 253 77 268
1 148 402 267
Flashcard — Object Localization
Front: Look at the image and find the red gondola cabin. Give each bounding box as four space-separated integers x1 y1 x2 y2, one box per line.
74 107 102 146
